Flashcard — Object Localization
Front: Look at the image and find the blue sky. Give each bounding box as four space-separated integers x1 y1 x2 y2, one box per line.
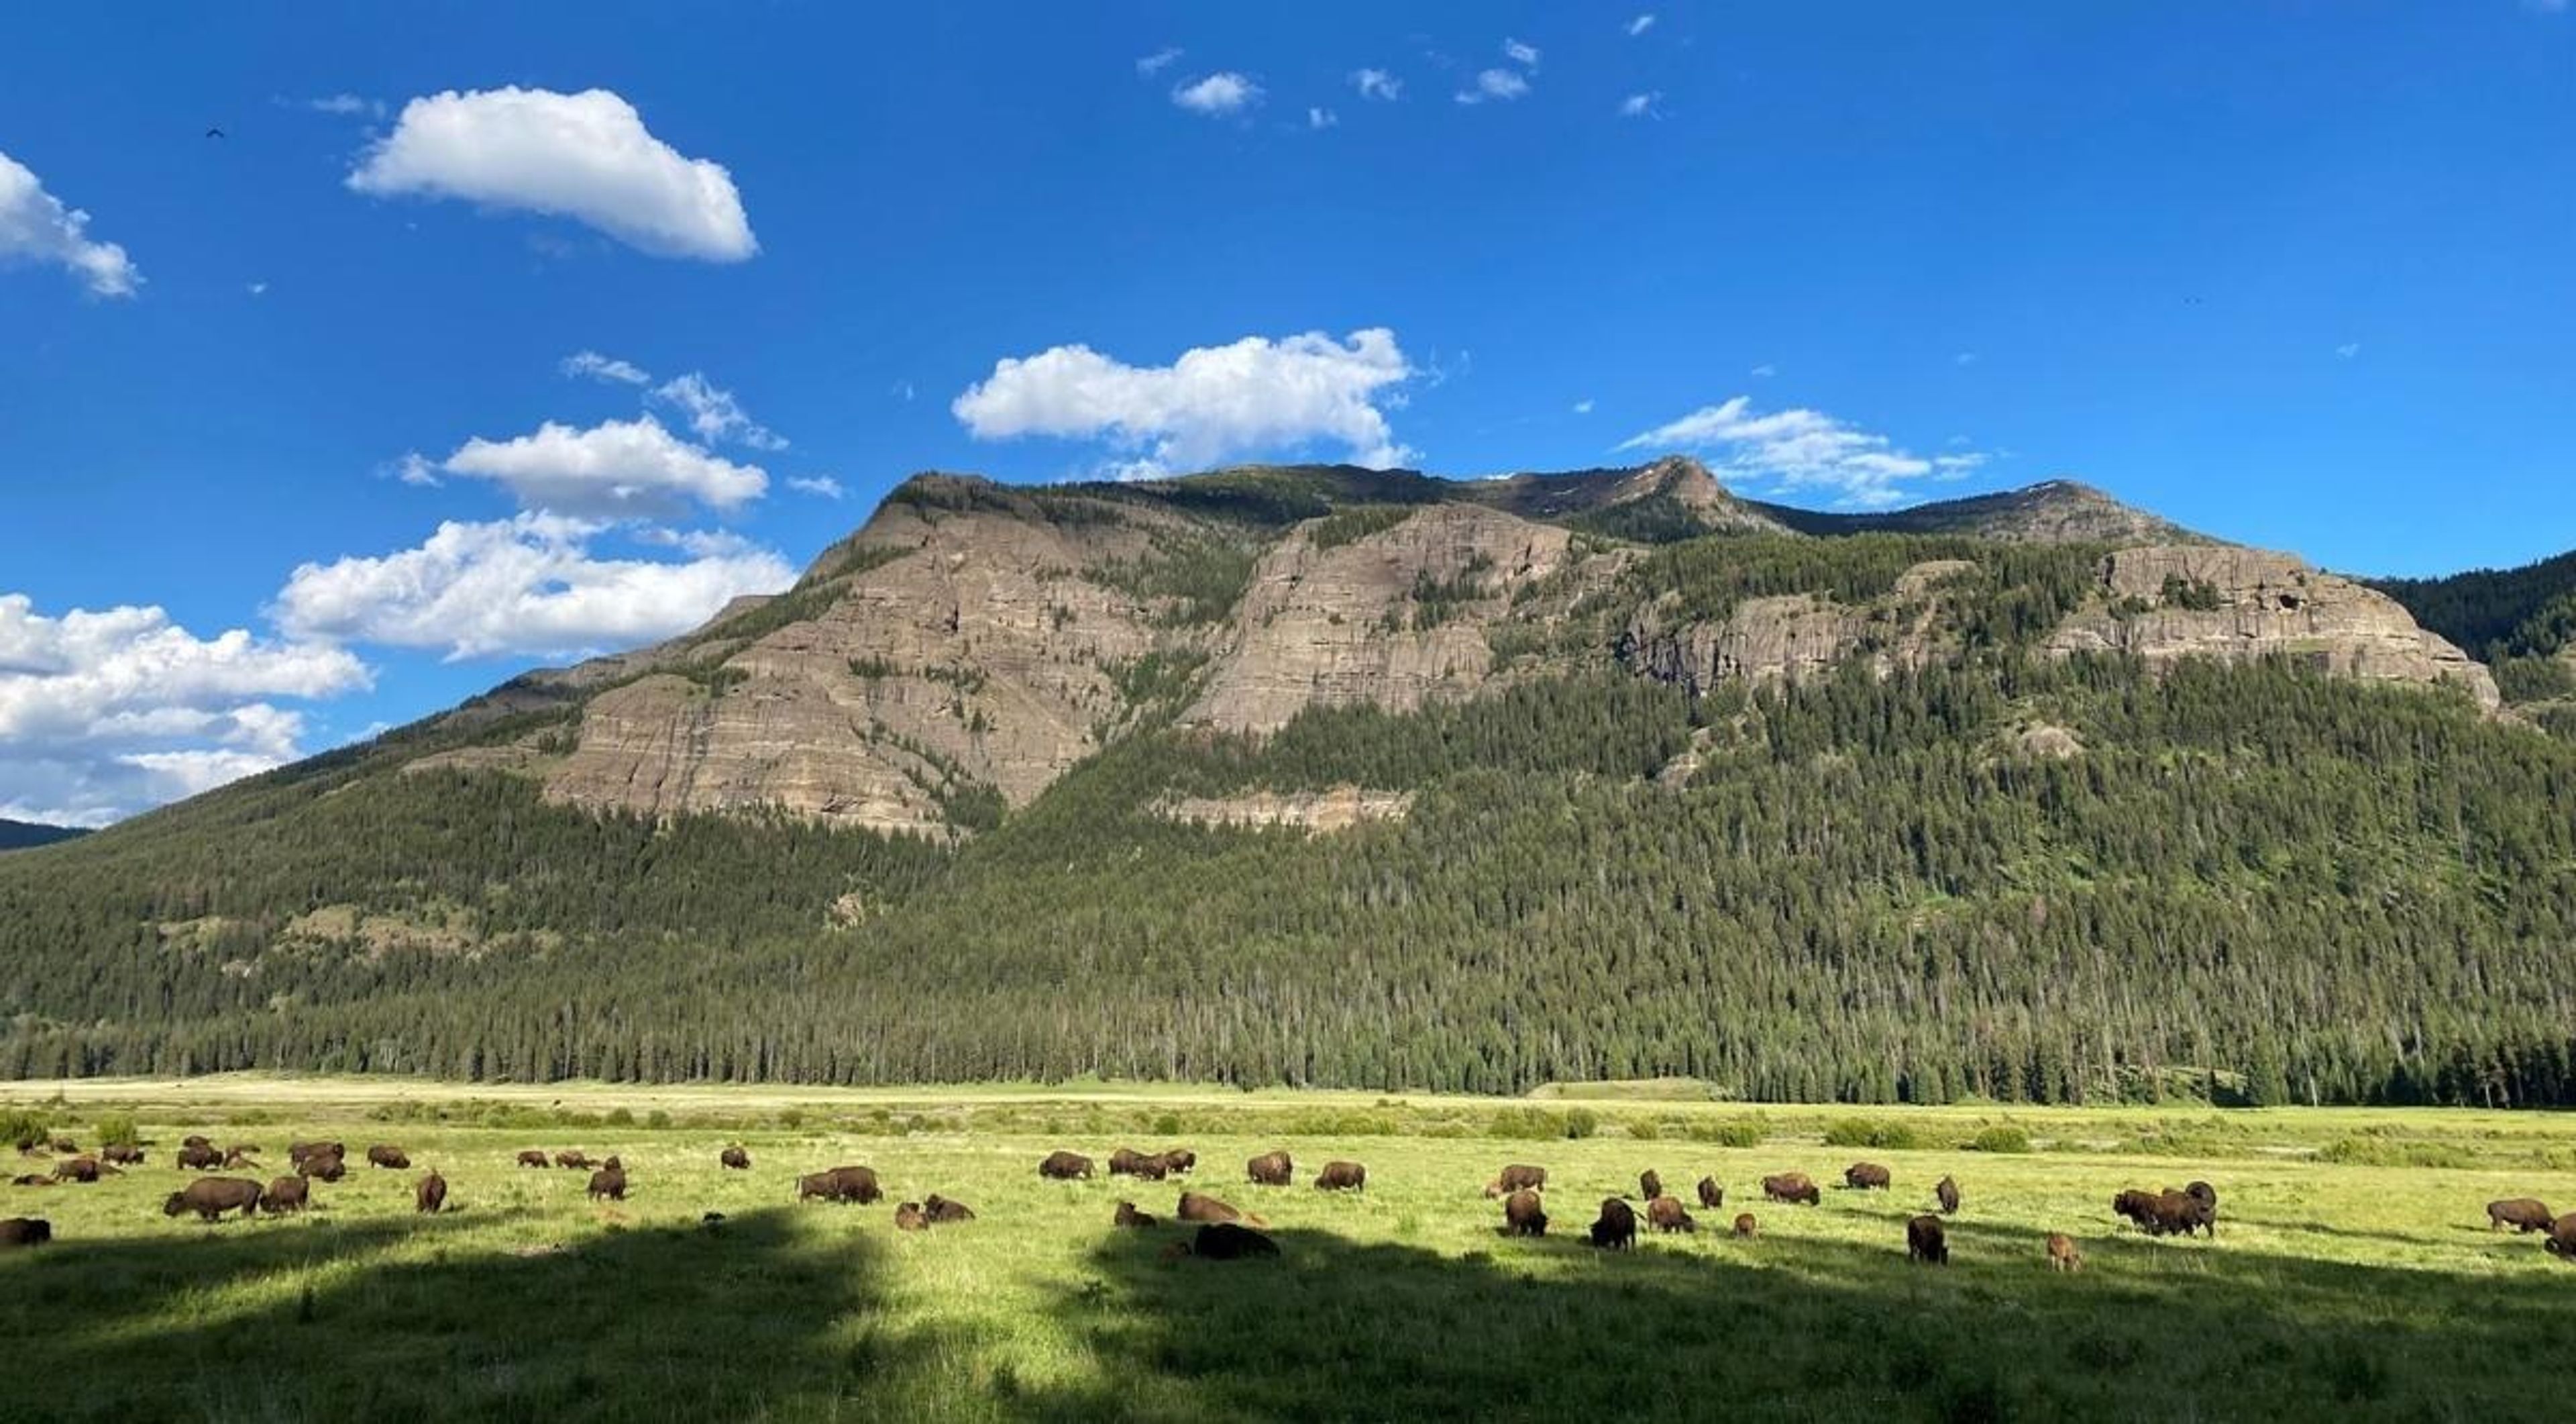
1 2 2570 823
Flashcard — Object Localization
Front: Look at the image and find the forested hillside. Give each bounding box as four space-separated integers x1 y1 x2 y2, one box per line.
0 818 86 852
3 462 2569 1106
2374 549 2576 717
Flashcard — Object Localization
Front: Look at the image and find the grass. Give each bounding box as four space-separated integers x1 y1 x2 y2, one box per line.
3 1078 2572 1422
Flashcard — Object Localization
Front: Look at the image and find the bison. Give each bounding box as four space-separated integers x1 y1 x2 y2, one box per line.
1696 1176 1725 1211
1038 1150 1094 1180
2047 1232 2083 1272
798 1165 882 1205
416 1170 447 1215
99 1143 144 1166
182 1134 212 1148
1907 1215 1949 1265
923 1194 975 1224
1176 1190 1248 1225
52 1156 109 1184
1159 1150 1197 1176
1185 1222 1279 1260
299 1152 345 1183
221 1149 259 1170
516 1150 549 1169
367 1146 410 1171
2490 1199 2556 1233
1646 1196 1696 1233
1732 1213 1757 1239
1502 1188 1548 1237
0 1217 50 1249
1114 1201 1158 1229
1315 1160 1366 1192
1485 1164 1548 1198
2125 1188 2214 1238
1245 1150 1293 1186
1108 1148 1165 1180
264 1176 309 1214
1638 1169 1662 1203
2111 1189 2158 1231
720 1146 751 1171
176 1142 224 1170
554 1151 594 1170
164 1176 262 1221
587 1162 628 1202
1843 1162 1891 1191
894 1202 928 1231
2549 1213 2576 1260
1936 1175 1961 1216
287 1141 343 1168
9 1175 54 1188
1589 1197 1638 1251
1762 1172 1820 1206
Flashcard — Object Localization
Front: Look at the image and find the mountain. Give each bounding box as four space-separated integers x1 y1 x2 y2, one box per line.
0 819 87 852
2371 550 2576 721
3 458 2567 1107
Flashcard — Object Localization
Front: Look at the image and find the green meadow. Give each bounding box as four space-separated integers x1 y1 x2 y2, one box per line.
3 1077 2571 1423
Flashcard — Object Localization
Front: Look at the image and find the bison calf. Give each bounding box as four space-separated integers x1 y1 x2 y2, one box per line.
2047 1232 2082 1272
164 1176 262 1222
894 1202 928 1231
1646 1196 1696 1233
1486 1164 1547 1198
1245 1150 1293 1186
1907 1215 1949 1265
1114 1201 1158 1229
1501 1188 1548 1237
1762 1172 1820 1207
1589 1197 1638 1251
415 1170 447 1215
1315 1160 1366 1192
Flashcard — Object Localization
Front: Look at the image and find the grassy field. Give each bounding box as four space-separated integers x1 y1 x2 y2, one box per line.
3 1077 2571 1423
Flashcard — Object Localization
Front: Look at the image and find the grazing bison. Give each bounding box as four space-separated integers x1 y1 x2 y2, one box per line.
1159 1150 1197 1176
287 1141 343 1168
416 1170 447 1215
798 1165 882 1205
52 1156 109 1184
0 1217 50 1248
1175 1190 1248 1225
264 1176 309 1214
517 1150 549 1169
299 1152 345 1183
1936 1175 1961 1216
2489 1199 2556 1233
720 1146 751 1171
1316 1161 1367 1192
894 1202 928 1231
1245 1150 1293 1186
1187 1222 1279 1260
1114 1201 1158 1229
1762 1172 1821 1207
366 1146 410 1171
1502 1188 1548 1237
1638 1170 1663 1203
2047 1232 2083 1272
1590 1197 1638 1251
1907 1215 1949 1266
1696 1176 1725 1211
1646 1196 1696 1233
1843 1162 1892 1191
554 1151 594 1170
924 1194 975 1224
1108 1148 1165 1180
176 1142 223 1170
1038 1151 1094 1180
587 1162 628 1202
1732 1213 1758 1239
164 1176 262 1221
100 1143 144 1166
2548 1214 2576 1260
1485 1164 1548 1198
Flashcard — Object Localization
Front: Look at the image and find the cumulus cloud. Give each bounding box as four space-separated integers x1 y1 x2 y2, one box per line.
561 349 651 385
273 514 795 661
786 475 845 499
1503 38 1542 68
1617 396 1984 509
1351 68 1402 101
650 372 786 450
953 327 1417 476
1627 13 1658 36
1456 69 1531 105
437 415 767 518
1136 47 1185 76
0 150 141 297
1619 91 1662 118
1172 72 1263 115
0 594 368 825
347 87 757 261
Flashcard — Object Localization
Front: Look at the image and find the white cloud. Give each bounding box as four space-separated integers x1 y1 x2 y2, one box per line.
305 93 382 117
1137 47 1185 76
1749 364 1777 378
392 452 440 487
787 475 845 499
1351 68 1403 101
247 281 269 296
650 372 786 450
0 150 141 297
1617 395 1982 509
1309 107 1339 130
1955 351 1978 366
1172 72 1263 116
1503 38 1542 68
273 513 794 661
1456 69 1532 105
1572 399 1595 415
437 415 767 518
953 327 1417 475
1627 13 1658 36
1619 91 1662 118
347 87 757 261
2336 342 2361 360
890 379 917 402
561 349 652 385
0 594 369 825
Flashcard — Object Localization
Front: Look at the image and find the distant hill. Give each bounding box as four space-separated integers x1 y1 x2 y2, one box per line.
3 456 2567 1107
2373 550 2576 711
0 819 87 852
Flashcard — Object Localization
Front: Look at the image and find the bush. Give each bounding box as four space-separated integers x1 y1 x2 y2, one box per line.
1965 1125 2033 1154
0 1106 48 1150
1150 1112 1181 1137
1824 1118 1923 1150
1626 1119 1666 1140
1489 1107 1565 1140
645 1109 672 1130
604 1107 637 1127
1688 1117 1767 1148
93 1113 140 1148
1562 1107 1601 1140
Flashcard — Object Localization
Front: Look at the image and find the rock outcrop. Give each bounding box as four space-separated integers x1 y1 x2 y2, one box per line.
1619 560 1975 693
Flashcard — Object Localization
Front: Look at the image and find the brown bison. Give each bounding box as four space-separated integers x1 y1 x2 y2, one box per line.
182 1134 212 1148
2549 1214 2576 1260
894 1202 928 1231
1907 1215 1949 1265
416 1170 447 1215
1485 1164 1548 1198
299 1152 345 1183
2047 1232 2083 1272
99 1143 144 1166
1114 1201 1157 1229
221 1148 260 1169
1108 1148 1165 1180
1638 1169 1662 1203
1315 1160 1366 1192
1175 1190 1250 1225
1696 1176 1724 1210
366 1146 409 1170
1159 1150 1197 1176
1843 1162 1892 1191
9 1175 54 1188
1590 1197 1638 1251
924 1194 975 1224
1646 1196 1696 1233
1732 1213 1758 1239
52 1156 110 1184
1936 1175 1961 1215
720 1146 751 1170
1762 1172 1820 1206
1502 1188 1548 1237
264 1176 309 1214
176 1142 224 1170
0 1217 50 1248
287 1141 343 1168
1186 1222 1279 1260
516 1150 549 1169
798 1165 882 1205
164 1176 262 1221
1245 1150 1293 1186
2489 1199 2556 1233
587 1162 628 1202
554 1151 594 1170
2111 1188 2160 1230
2125 1188 2214 1238
1038 1150 1093 1180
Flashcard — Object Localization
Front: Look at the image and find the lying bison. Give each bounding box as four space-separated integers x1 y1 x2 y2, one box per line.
1114 1201 1158 1229
1907 1215 1949 1266
0 1217 50 1249
1038 1151 1093 1180
924 1194 975 1224
1646 1196 1696 1233
1485 1164 1547 1198
2047 1232 2083 1272
1176 1190 1253 1225
720 1146 751 1170
1315 1161 1366 1192
222 1148 259 1170
164 1176 263 1222
1108 1148 1165 1180
264 1176 309 1214
9 1175 54 1188
1184 1222 1279 1260
1843 1162 1891 1191
1762 1172 1820 1207
1696 1176 1724 1211
416 1170 447 1215
894 1202 928 1231
517 1150 549 1169
1936 1175 1961 1216
1590 1197 1638 1251
1638 1170 1662 1203
798 1166 881 1205
2491 1198 2556 1233
1245 1150 1293 1186
587 1160 628 1203
1501 1188 1548 1237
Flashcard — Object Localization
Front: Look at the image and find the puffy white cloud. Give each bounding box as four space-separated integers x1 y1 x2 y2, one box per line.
273 514 795 661
347 87 757 261
1455 69 1530 105
1308 107 1339 130
1619 91 1662 118
1136 47 1185 76
1503 38 1542 68
1617 396 1984 509
1351 68 1402 101
1172 72 1263 115
437 415 766 518
786 475 845 499
561 349 651 385
0 594 368 825
1627 13 1658 36
953 327 1417 476
0 150 141 297
651 372 786 450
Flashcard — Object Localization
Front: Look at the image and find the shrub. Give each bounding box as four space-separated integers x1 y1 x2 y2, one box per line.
1562 1107 1601 1140
1966 1125 2033 1154
1824 1118 1923 1150
1626 1119 1666 1141
1688 1117 1767 1148
93 1113 140 1148
0 1106 48 1149
1150 1112 1182 1137
775 1107 806 1130
645 1109 672 1131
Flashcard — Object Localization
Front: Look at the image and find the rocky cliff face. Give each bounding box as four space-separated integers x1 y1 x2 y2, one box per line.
1619 559 1974 693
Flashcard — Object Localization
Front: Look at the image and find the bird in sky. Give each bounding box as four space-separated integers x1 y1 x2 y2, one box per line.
205 126 225 139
